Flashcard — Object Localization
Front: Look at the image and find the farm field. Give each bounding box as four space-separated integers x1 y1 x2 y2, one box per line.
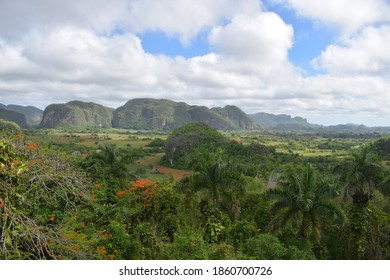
27 128 380 181
28 129 192 181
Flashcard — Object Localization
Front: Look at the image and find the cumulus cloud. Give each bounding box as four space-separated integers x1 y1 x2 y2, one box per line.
0 27 173 108
312 25 390 76
0 5 299 109
209 12 293 63
0 0 129 40
1 0 390 126
273 0 390 34
126 0 262 45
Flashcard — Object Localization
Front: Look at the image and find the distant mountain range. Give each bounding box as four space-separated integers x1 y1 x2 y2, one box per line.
0 98 389 133
0 107 28 128
0 104 43 127
250 112 390 133
250 112 319 131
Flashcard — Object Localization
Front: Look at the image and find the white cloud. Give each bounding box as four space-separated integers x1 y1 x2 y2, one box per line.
0 0 129 40
274 0 390 34
0 7 298 109
0 27 174 107
1 0 390 126
209 12 293 63
126 0 262 45
312 25 390 76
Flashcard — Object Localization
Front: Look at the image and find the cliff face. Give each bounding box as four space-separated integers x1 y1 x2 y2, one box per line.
112 98 258 130
4 98 390 132
113 99 186 130
39 101 113 128
211 105 258 130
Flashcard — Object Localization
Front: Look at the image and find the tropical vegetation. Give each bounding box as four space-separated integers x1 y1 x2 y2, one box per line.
0 122 389 260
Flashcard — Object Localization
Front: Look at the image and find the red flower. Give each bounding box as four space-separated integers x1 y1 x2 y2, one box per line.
26 142 39 150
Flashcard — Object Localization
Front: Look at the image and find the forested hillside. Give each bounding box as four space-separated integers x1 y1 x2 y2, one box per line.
0 108 28 128
112 98 258 130
40 101 113 129
0 104 43 127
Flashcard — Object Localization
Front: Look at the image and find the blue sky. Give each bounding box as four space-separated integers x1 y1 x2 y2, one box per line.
265 2 336 74
141 30 211 58
140 1 335 74
1 0 390 126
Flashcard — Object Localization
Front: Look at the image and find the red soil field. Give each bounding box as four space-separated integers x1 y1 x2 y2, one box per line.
156 166 191 180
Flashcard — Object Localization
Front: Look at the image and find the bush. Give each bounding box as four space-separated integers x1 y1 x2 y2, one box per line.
164 122 227 168
0 119 22 133
242 234 287 260
0 133 101 259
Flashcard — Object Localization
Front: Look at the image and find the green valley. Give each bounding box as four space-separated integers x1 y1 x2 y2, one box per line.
1 122 389 260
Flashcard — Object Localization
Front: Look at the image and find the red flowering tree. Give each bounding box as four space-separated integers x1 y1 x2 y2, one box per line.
104 178 181 259
0 133 106 259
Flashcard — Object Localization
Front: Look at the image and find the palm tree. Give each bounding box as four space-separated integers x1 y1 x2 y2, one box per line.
179 151 245 219
264 164 344 255
334 148 386 259
335 148 385 204
96 144 129 178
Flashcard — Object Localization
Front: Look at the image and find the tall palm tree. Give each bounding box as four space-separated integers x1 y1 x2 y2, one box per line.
97 144 129 178
264 164 344 251
334 148 386 259
179 151 245 219
335 148 385 204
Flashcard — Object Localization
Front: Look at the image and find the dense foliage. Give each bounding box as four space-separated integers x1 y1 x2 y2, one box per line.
0 134 108 259
0 108 28 128
370 136 390 160
1 123 389 260
0 120 22 133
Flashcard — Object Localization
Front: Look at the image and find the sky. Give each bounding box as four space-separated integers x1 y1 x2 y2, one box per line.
1 0 390 126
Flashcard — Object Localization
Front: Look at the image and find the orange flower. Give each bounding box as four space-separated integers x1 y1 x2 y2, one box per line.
49 213 55 222
117 191 125 198
96 246 107 256
131 179 153 188
16 133 25 138
26 142 39 150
